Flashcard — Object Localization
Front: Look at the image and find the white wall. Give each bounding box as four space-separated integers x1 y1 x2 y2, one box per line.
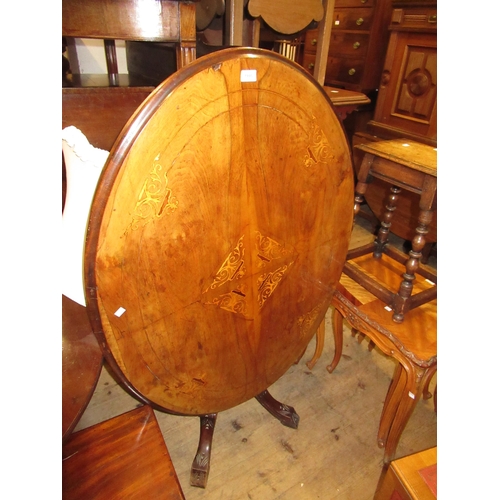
70 38 128 74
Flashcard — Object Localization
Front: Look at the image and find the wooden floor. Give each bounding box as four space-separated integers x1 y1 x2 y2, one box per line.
74 221 437 500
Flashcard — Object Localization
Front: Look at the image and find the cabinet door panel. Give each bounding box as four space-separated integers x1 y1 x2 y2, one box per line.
372 32 437 142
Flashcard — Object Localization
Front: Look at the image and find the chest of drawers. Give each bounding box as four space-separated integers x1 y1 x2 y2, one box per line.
301 0 392 93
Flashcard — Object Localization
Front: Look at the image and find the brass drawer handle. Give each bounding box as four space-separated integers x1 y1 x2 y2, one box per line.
356 18 364 26
308 63 315 70
428 15 437 23
348 68 356 76
353 42 361 49
311 38 317 46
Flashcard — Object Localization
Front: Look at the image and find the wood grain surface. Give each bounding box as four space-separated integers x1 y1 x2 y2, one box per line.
85 48 354 416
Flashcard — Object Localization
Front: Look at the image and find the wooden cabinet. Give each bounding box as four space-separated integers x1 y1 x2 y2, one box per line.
367 1 437 145
301 0 393 93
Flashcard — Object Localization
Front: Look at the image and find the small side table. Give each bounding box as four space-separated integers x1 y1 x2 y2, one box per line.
374 446 437 499
324 86 371 121
349 139 437 323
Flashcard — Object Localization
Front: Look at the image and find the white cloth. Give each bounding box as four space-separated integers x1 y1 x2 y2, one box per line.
62 126 108 306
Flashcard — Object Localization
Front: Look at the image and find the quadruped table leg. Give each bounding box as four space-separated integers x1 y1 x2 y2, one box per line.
255 389 300 429
191 413 217 488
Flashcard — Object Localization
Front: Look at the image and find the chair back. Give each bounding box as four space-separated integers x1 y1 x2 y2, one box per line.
244 0 336 85
62 0 198 152
63 0 198 82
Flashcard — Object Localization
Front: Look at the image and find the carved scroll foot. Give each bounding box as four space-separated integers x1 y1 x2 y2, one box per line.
255 389 299 429
190 413 217 488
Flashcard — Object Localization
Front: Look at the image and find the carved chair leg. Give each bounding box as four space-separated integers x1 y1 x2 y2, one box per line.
255 389 299 429
382 367 425 464
377 363 406 449
327 307 344 373
190 413 217 488
306 317 326 369
422 365 437 400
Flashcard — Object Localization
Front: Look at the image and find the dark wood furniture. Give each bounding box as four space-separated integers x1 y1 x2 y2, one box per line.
366 0 437 145
62 0 199 152
352 0 437 244
62 405 186 500
301 0 393 94
242 0 373 119
63 0 198 82
84 47 354 488
62 295 103 441
63 294 185 498
349 138 437 323
330 253 437 463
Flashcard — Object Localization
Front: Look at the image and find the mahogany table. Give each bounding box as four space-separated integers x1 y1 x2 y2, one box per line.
62 295 103 442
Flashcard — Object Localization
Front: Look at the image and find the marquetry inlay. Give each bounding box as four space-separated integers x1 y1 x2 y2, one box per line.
127 156 178 232
203 230 296 318
304 122 335 168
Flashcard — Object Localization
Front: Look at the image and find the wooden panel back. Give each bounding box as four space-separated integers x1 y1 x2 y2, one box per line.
63 0 186 41
62 87 152 151
85 48 354 416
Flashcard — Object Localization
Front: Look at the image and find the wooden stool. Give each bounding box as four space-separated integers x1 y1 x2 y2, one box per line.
62 405 185 500
374 446 437 499
329 253 437 463
350 139 437 323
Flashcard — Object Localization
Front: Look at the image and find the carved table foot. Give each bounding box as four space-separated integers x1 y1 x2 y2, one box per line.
255 389 299 429
190 413 217 488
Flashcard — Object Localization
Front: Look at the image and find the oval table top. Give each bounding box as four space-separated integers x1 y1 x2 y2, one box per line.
85 48 354 416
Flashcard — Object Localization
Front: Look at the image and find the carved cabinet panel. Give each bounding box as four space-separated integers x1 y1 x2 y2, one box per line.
368 2 437 145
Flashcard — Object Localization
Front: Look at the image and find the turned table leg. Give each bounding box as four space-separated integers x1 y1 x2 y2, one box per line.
392 176 436 323
374 186 401 258
255 389 299 429
191 413 217 488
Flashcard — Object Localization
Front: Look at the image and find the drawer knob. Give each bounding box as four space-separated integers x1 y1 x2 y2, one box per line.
308 63 315 70
353 42 360 49
311 38 317 46
356 17 364 26
428 15 437 23
361 0 367 3
348 68 356 76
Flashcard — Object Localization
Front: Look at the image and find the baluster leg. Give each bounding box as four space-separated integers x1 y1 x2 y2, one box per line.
374 186 401 257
